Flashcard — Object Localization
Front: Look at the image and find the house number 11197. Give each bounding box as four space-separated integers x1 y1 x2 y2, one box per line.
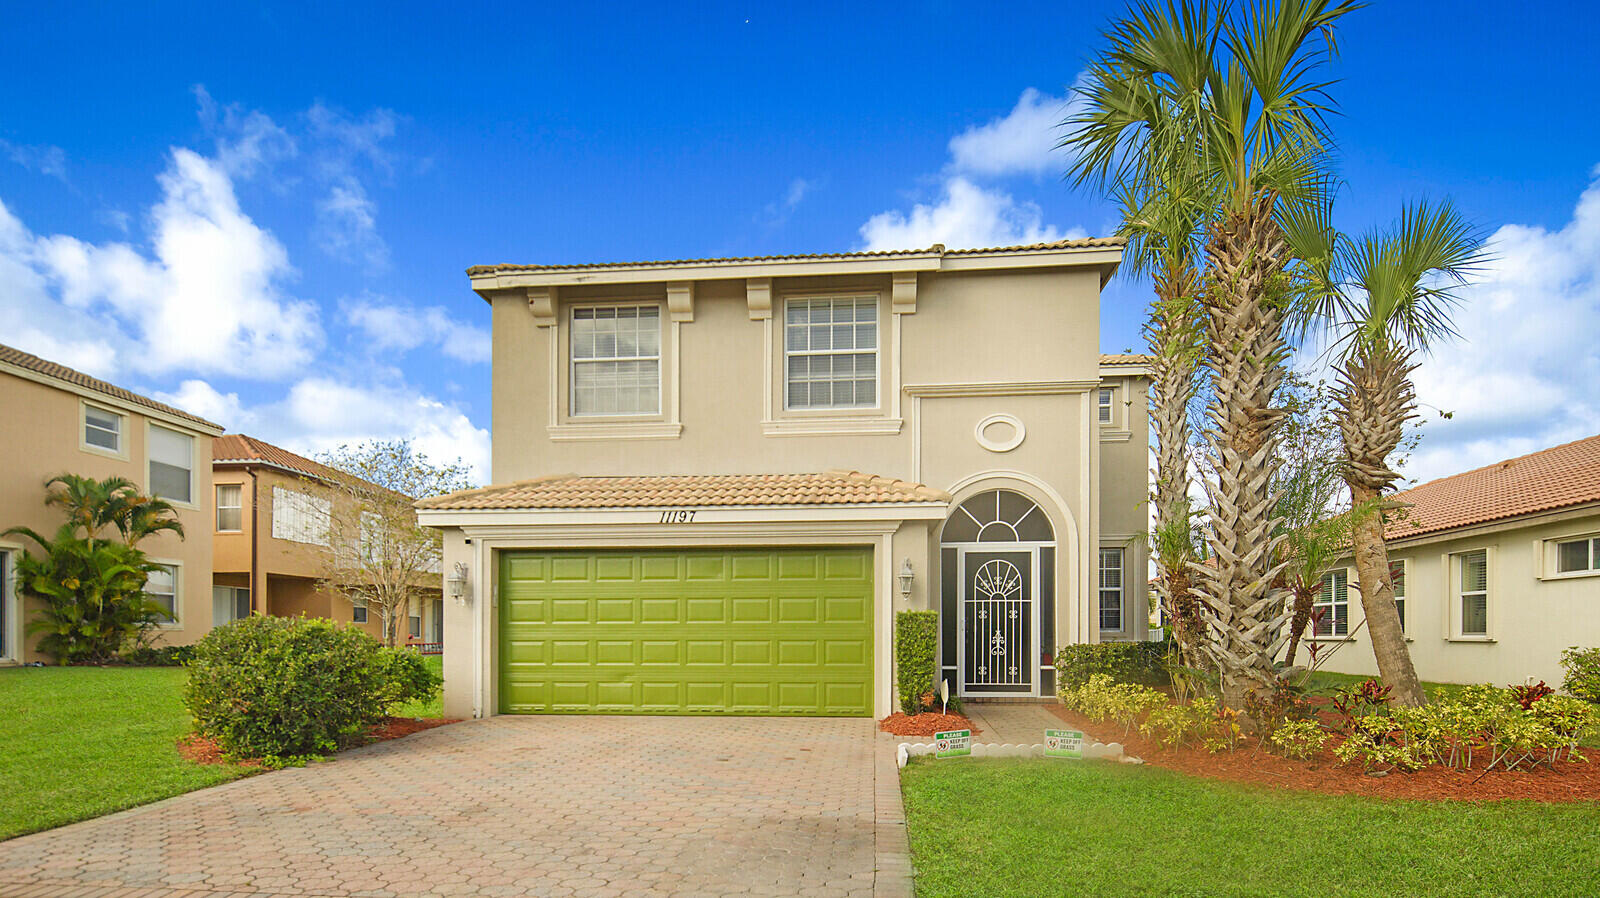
658 510 696 523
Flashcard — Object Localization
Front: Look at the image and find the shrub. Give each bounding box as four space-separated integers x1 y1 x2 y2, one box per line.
1140 700 1207 749
1561 646 1600 704
184 616 440 763
121 643 195 666
1510 680 1554 709
8 523 165 664
895 610 939 715
1061 673 1167 736
1054 640 1172 690
1270 719 1330 760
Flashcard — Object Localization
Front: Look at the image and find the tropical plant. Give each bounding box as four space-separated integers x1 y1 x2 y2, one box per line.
1066 0 1361 712
1298 201 1486 706
40 473 185 545
1561 646 1600 704
1269 718 1329 759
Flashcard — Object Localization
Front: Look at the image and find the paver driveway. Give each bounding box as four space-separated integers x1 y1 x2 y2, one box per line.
0 716 906 898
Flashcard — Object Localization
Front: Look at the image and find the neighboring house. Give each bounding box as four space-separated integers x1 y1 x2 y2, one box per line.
212 434 444 646
418 238 1151 720
0 343 223 664
1311 434 1600 687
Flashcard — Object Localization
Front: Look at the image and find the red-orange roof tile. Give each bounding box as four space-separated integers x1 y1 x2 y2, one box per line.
1387 434 1600 541
417 471 950 510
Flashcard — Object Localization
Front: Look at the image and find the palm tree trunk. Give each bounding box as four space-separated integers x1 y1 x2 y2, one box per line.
1335 347 1426 707
1192 191 1296 712
1282 581 1315 668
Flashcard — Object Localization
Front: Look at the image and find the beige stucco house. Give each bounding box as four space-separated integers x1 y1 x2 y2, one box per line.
418 239 1152 720
213 434 443 647
1309 434 1600 687
0 343 223 664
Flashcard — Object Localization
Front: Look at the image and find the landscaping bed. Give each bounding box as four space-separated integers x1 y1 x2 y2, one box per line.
178 716 459 767
879 712 980 738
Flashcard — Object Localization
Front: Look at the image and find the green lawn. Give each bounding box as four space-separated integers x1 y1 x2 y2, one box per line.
1300 670 1474 700
901 758 1600 898
0 666 253 841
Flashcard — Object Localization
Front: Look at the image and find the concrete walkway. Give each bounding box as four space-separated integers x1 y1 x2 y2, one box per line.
0 716 911 898
963 701 1065 744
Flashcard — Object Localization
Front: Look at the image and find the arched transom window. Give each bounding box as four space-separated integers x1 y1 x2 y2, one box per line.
941 489 1054 543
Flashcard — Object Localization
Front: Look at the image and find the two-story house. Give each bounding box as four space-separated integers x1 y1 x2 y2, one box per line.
417 239 1150 720
0 343 222 664
212 434 444 646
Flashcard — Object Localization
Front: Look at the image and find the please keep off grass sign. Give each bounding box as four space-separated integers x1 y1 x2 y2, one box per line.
934 729 972 758
1045 728 1085 759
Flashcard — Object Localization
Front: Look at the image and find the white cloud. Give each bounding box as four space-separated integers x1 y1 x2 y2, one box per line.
19 147 322 378
307 103 398 270
947 87 1076 178
194 86 297 179
761 177 816 228
1404 168 1600 483
344 296 490 364
859 176 1084 251
0 139 68 181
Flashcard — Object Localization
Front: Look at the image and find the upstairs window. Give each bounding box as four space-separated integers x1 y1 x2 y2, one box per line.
1556 536 1600 573
148 425 194 504
83 405 123 453
571 305 661 416
272 487 331 546
1098 387 1114 424
1313 569 1349 637
216 484 243 532
784 296 877 409
1098 547 1124 633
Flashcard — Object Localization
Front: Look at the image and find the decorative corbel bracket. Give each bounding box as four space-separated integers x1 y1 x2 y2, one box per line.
892 271 918 314
746 277 772 320
667 281 695 323
527 286 558 327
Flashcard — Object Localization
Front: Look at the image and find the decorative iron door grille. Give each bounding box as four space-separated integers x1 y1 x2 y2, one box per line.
962 551 1033 694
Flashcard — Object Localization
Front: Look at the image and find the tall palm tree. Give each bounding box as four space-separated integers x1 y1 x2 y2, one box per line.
1308 201 1485 706
1067 0 1360 710
42 474 185 546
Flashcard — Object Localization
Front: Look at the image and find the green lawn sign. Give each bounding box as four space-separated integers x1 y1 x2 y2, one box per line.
1045 728 1085 759
934 729 972 758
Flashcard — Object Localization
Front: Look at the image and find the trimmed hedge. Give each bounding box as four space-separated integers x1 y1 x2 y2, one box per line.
1054 639 1172 691
184 615 440 764
896 610 939 715
121 643 195 666
1563 646 1600 704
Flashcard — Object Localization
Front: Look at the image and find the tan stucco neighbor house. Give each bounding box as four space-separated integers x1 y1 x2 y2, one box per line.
418 239 1152 720
1310 434 1600 687
1 343 223 664
213 434 443 646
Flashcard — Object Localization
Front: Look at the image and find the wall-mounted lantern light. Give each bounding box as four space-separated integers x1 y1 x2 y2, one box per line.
898 558 915 600
447 562 471 606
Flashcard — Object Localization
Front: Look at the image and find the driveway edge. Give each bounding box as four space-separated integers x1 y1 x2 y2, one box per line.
874 733 914 897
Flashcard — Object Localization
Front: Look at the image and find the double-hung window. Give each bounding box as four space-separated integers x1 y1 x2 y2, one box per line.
1098 387 1115 424
216 484 243 532
84 405 123 453
571 305 661 416
1313 569 1349 637
784 296 877 410
1098 547 1124 633
146 564 178 623
148 425 194 503
1458 550 1488 636
1555 536 1600 574
353 598 369 624
1389 560 1407 633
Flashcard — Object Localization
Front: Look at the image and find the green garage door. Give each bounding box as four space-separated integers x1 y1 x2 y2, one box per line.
498 547 874 716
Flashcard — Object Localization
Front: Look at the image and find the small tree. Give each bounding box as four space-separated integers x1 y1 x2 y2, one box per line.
4 475 183 663
313 441 475 647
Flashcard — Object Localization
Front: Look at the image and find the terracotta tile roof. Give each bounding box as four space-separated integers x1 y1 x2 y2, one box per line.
0 342 222 431
1386 434 1600 541
417 471 951 511
1100 353 1153 366
213 434 409 500
466 237 1124 276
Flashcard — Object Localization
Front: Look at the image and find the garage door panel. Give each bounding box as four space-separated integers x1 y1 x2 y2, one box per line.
499 547 873 716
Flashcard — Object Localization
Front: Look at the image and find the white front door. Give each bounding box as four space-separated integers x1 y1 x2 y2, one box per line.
958 548 1039 696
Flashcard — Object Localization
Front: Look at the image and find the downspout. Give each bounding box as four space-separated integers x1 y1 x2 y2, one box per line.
248 465 262 614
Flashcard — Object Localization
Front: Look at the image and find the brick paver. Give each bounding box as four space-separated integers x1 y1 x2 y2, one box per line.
0 716 898 897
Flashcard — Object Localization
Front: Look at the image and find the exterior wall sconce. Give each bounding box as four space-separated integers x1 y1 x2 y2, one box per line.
898 558 915 600
447 562 471 606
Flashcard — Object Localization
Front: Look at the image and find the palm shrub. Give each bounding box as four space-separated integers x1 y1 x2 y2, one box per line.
8 522 165 664
184 615 440 764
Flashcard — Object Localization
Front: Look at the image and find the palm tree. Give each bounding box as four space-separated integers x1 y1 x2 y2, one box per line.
1308 201 1485 706
1066 0 1360 710
42 474 184 546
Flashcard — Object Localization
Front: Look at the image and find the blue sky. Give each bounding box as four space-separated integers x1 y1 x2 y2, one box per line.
2 1 1598 483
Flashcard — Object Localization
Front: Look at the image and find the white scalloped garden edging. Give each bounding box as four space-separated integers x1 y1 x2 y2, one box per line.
896 740 1143 768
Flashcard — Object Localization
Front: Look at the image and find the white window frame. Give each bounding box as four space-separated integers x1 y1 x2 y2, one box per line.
782 294 881 412
271 486 332 547
0 545 18 662
1097 387 1115 425
1542 532 1600 580
80 400 127 459
145 560 182 628
1312 568 1349 638
1389 558 1407 635
215 483 243 533
568 302 663 418
146 422 196 507
1450 549 1492 640
1098 546 1125 634
353 597 369 624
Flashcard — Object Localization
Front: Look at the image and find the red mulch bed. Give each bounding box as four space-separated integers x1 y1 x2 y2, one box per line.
1048 704 1600 803
178 716 459 767
879 712 981 738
